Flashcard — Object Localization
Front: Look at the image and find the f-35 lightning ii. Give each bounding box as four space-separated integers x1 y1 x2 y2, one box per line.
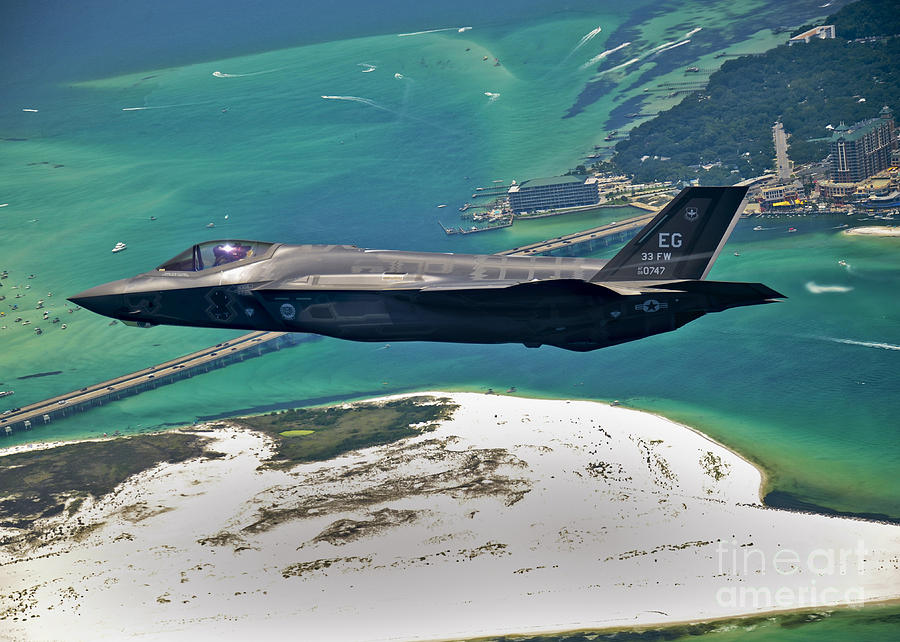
70 186 784 352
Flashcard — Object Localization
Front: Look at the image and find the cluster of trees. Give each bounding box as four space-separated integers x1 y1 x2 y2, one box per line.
830 0 900 40
609 0 900 185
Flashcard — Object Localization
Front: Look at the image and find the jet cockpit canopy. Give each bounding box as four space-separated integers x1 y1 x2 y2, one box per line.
157 240 277 272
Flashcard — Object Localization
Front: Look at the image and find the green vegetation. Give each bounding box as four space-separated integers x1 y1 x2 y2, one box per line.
611 0 900 184
831 0 900 39
0 433 209 531
234 396 458 467
461 604 900 641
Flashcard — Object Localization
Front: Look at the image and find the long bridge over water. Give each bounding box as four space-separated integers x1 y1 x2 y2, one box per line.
2 207 659 436
1 332 304 435
501 211 655 257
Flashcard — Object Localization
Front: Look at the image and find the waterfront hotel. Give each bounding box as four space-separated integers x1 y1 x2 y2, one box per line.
829 106 896 183
508 175 601 214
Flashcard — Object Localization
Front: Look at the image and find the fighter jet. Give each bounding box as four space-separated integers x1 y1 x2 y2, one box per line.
70 186 783 352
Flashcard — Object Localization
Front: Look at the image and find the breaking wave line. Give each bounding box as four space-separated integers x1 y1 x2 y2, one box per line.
805 281 853 294
580 42 630 70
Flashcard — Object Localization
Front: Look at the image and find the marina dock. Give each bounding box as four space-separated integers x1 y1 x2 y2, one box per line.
1 332 303 435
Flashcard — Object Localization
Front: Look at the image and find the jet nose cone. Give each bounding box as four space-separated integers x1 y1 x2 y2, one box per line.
68 282 126 318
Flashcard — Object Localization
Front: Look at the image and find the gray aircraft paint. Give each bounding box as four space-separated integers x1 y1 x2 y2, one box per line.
71 187 784 352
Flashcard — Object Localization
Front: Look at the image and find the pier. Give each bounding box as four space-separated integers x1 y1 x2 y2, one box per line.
1 331 304 435
470 184 512 198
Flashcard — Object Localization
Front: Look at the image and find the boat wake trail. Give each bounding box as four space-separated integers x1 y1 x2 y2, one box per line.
358 63 377 73
398 27 457 37
820 337 900 351
212 69 281 78
321 94 452 133
580 42 631 70
484 92 500 103
576 25 604 49
321 95 387 110
592 57 641 79
805 281 853 294
654 39 692 55
561 25 603 63
121 102 208 111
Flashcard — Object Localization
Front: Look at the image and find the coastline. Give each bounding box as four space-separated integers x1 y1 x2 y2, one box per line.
2 392 897 641
843 225 900 237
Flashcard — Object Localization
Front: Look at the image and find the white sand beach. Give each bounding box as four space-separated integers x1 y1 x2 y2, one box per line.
844 225 900 237
1 392 898 641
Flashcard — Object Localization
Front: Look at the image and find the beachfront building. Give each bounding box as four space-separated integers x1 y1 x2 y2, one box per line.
507 175 600 214
829 106 897 183
759 183 801 204
788 25 835 45
817 180 857 200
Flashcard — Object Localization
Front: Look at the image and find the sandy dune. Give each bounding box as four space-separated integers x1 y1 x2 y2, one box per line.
1 393 897 641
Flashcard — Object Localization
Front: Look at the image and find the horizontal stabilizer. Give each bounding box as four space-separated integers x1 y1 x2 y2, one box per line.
646 280 786 301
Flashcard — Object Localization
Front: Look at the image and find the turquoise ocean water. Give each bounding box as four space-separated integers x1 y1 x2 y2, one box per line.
1 0 897 636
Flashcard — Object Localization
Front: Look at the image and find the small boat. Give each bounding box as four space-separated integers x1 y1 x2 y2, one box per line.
0 390 14 398
788 227 797 233
206 222 215 228
753 225 764 231
838 260 848 267
112 242 127 253
733 251 741 257
437 204 447 208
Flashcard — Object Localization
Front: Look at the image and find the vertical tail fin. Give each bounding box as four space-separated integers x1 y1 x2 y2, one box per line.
594 186 749 282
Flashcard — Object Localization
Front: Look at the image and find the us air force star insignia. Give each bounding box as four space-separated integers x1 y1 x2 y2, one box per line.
279 303 296 320
635 299 668 313
685 207 699 221
244 308 255 317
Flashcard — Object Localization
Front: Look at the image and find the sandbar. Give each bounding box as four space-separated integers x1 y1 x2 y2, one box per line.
1 392 897 640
